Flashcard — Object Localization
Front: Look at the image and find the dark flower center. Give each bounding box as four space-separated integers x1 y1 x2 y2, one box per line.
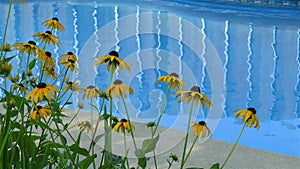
45 31 52 35
247 107 256 114
52 17 59 21
120 119 128 122
169 72 179 78
191 86 201 93
37 82 47 88
18 83 24 87
36 105 43 110
87 85 95 89
113 79 122 84
45 51 52 57
67 82 73 85
67 59 75 63
198 121 206 125
67 51 74 55
28 40 36 45
109 51 119 57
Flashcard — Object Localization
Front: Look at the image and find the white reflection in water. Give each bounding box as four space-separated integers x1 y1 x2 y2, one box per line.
246 23 253 107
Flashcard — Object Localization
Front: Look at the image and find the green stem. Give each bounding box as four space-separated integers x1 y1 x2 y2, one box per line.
220 122 247 169
88 98 105 152
108 67 114 164
1 0 13 58
120 93 137 150
180 98 195 169
152 85 171 136
150 127 158 169
183 136 198 165
38 60 46 83
90 97 93 127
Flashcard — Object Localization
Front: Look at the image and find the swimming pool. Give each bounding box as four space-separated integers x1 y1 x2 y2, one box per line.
0 0 299 157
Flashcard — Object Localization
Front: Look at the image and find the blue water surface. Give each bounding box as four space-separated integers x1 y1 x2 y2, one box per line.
0 0 299 156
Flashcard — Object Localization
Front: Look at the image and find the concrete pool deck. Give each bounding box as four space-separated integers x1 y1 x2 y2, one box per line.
64 109 300 169
0 103 298 168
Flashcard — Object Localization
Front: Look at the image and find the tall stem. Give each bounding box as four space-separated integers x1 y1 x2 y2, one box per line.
220 122 247 169
183 136 198 165
180 98 195 169
120 93 137 150
1 0 13 58
88 98 105 152
152 85 171 136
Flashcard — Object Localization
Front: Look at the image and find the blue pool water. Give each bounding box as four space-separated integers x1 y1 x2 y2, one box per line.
0 0 299 157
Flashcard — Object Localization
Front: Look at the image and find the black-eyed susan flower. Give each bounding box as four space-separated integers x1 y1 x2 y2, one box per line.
13 83 25 92
106 79 133 98
157 72 186 90
175 86 212 109
38 51 55 68
191 121 211 138
30 105 51 121
59 58 78 72
33 31 59 46
14 40 41 56
82 85 101 99
42 17 65 31
78 121 92 133
60 52 78 62
27 82 58 103
64 77 83 91
44 66 57 79
113 119 135 133
0 43 12 52
235 107 260 129
93 51 131 73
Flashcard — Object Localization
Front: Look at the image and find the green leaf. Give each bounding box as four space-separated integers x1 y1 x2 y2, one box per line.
135 149 145 158
29 58 36 70
210 163 220 169
94 134 104 143
79 154 97 169
142 134 160 154
138 157 147 169
69 144 89 156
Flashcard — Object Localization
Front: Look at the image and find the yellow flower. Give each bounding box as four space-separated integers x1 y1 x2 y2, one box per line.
93 51 131 73
14 40 41 56
191 121 211 138
106 79 133 98
33 31 59 46
64 77 83 91
60 52 78 62
30 105 51 121
114 119 135 133
27 82 58 103
59 58 78 72
235 107 260 129
13 83 25 92
44 66 57 79
78 121 92 133
82 85 101 99
157 72 186 90
38 51 55 68
43 17 65 31
0 43 12 52
175 86 212 109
